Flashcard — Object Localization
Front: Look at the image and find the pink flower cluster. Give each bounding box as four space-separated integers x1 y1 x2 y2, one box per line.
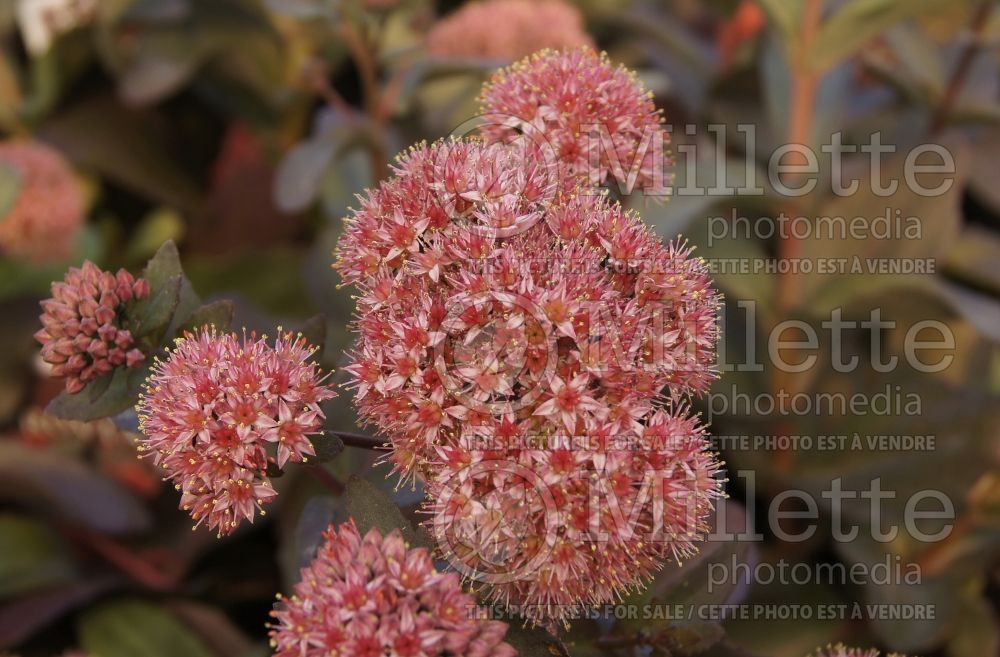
269 520 515 657
426 0 593 61
136 327 335 536
428 411 721 624
480 48 668 193
0 139 85 262
35 261 149 394
334 136 721 622
810 646 905 657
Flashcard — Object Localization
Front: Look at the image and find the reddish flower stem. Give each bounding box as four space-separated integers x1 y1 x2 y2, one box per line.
930 1 993 135
328 430 390 451
772 0 824 473
305 464 346 495
64 527 177 591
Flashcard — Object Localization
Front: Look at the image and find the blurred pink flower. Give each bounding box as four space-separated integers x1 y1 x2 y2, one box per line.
0 139 85 262
269 520 516 657
35 261 149 394
426 0 592 61
334 138 721 624
480 48 669 194
137 327 335 536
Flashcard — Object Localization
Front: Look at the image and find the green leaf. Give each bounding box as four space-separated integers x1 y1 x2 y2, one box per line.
101 0 283 108
319 147 373 220
0 443 151 534
809 0 971 72
0 579 118 650
926 279 1000 342
117 33 208 106
273 137 338 213
948 586 1000 657
345 476 426 548
125 208 186 262
142 239 184 291
392 57 507 114
120 0 191 22
167 277 204 337
79 598 215 657
656 621 726 655
183 249 312 317
0 163 21 220
129 240 195 343
291 496 339 572
177 299 235 333
844 549 957 652
164 601 255 657
944 226 1000 298
504 623 569 657
46 366 149 422
263 0 337 19
132 274 182 340
756 0 803 49
696 233 773 319
797 138 968 312
38 97 201 211
622 501 755 618
880 22 948 99
724 575 844 657
970 128 1000 213
308 432 344 463
0 514 75 598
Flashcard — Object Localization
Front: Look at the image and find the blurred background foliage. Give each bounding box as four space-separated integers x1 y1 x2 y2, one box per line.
1 0 999 656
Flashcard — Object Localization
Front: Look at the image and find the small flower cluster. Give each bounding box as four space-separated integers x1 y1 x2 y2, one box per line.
480 48 668 193
810 646 906 657
335 133 721 623
0 140 84 262
269 520 515 657
35 261 149 393
426 0 592 61
136 327 335 536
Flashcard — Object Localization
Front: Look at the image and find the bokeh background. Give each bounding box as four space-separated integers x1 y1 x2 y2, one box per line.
1 1 999 656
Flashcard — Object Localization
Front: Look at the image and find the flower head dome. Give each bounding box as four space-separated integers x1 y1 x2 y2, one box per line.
426 0 593 61
0 140 85 262
336 139 718 474
35 261 150 393
427 409 722 626
333 139 721 624
480 48 669 194
269 520 516 657
137 327 335 536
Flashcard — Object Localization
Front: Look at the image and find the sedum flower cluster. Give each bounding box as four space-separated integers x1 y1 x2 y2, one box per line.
335 49 722 626
137 327 335 536
269 520 515 657
36 261 149 393
809 646 907 657
480 48 669 194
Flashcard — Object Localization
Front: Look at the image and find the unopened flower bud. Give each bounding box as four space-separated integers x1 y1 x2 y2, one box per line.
36 262 150 393
125 348 144 367
95 304 116 327
133 278 150 299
